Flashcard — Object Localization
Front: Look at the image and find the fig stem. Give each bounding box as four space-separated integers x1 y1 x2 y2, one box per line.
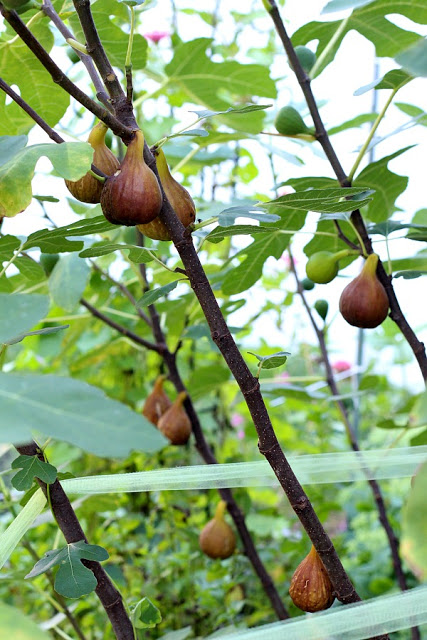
348 219 368 256
333 249 359 262
8 10 43 45
215 500 227 520
308 16 351 80
88 169 106 183
66 37 89 55
348 84 409 183
124 5 135 69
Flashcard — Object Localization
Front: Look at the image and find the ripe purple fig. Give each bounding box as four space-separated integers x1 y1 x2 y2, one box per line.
100 130 163 226
142 375 172 425
157 391 191 445
65 122 120 204
137 148 196 240
289 545 335 612
339 254 389 329
199 501 236 560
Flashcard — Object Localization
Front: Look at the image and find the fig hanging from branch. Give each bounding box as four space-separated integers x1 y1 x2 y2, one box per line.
289 545 335 612
142 375 172 425
100 130 163 226
339 254 389 329
65 122 119 204
137 147 196 241
199 501 236 560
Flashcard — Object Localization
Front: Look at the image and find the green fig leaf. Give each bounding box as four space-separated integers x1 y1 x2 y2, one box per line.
26 541 109 598
137 281 182 307
11 455 57 491
396 38 427 78
0 141 93 217
132 597 162 629
0 372 167 457
0 293 49 345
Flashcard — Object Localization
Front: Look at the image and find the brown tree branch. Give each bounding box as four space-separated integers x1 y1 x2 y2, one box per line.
15 442 134 640
80 298 162 353
72 0 136 130
78 254 289 618
0 3 134 141
264 0 427 383
0 76 63 143
288 250 420 640
89 261 153 328
0 77 108 179
135 231 289 620
41 0 111 109
21 538 88 640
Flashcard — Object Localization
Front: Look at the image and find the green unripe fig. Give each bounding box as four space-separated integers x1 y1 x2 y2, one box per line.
2 0 38 12
301 277 315 291
274 106 309 136
293 46 316 73
40 253 59 276
67 49 80 64
305 251 339 284
314 299 329 321
305 249 354 284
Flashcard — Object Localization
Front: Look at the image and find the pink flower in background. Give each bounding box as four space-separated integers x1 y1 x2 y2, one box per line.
332 360 352 373
237 430 245 440
279 371 290 383
280 253 297 268
277 187 292 197
144 31 170 43
231 413 244 428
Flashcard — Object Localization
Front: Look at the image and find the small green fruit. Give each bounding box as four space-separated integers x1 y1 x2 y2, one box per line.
67 49 80 64
305 251 339 284
2 0 37 12
314 299 328 321
301 277 315 291
40 253 59 276
294 46 316 73
275 106 309 136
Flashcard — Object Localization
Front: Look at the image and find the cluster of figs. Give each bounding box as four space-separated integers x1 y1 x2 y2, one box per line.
142 378 237 559
305 249 389 330
142 378 334 609
65 122 196 238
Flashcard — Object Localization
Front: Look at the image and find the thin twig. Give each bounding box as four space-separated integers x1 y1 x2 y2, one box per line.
72 0 136 129
0 4 134 141
0 77 108 179
89 261 152 328
80 298 162 353
15 441 134 640
0 76 63 143
41 0 111 109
